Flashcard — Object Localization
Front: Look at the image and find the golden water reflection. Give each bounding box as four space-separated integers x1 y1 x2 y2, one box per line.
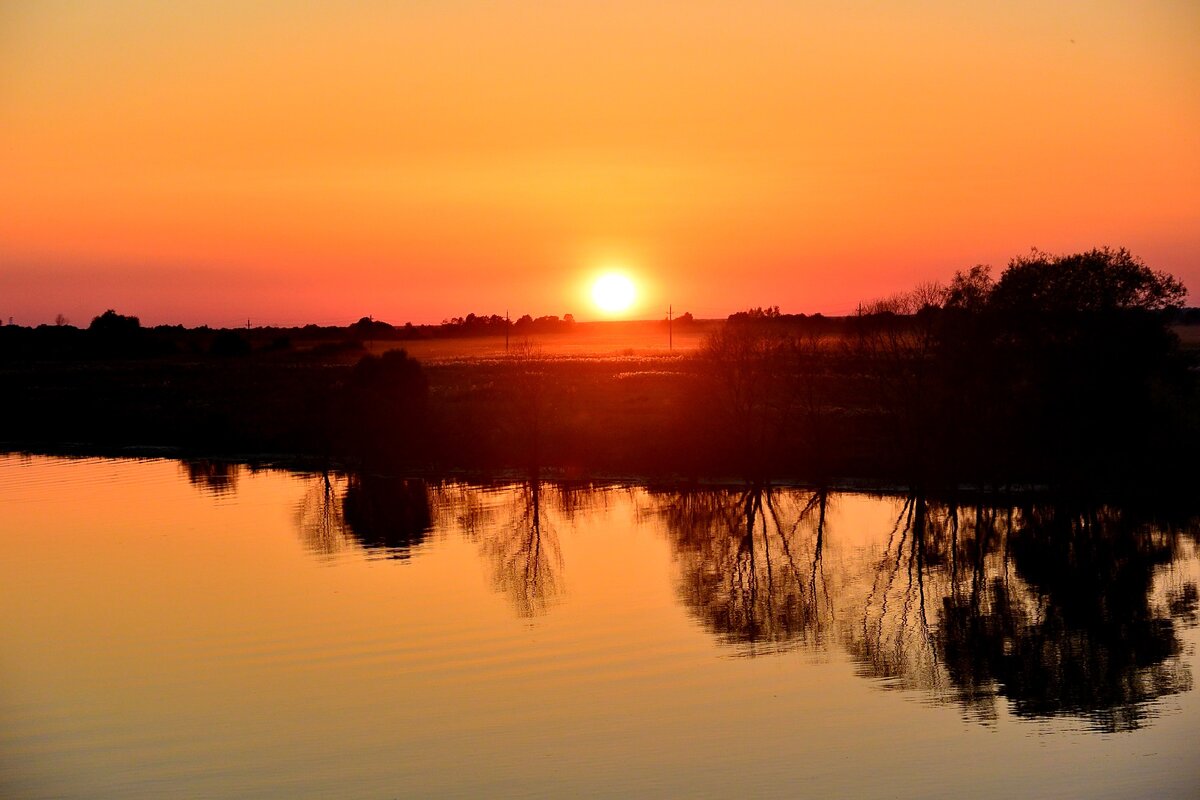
5 456 1199 798
288 475 1200 731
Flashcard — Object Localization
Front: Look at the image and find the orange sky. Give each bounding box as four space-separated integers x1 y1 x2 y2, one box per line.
2 1 1197 325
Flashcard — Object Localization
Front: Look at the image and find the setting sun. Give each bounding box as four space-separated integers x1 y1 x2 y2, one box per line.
591 272 637 315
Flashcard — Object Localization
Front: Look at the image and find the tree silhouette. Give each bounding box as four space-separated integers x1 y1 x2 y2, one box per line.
990 247 1186 313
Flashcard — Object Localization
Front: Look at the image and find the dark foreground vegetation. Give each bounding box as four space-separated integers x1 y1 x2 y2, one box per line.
4 248 1198 498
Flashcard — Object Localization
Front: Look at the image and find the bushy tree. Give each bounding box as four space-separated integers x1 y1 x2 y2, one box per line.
989 247 1186 313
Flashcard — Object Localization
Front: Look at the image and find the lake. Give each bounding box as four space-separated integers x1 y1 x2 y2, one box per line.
1 455 1197 798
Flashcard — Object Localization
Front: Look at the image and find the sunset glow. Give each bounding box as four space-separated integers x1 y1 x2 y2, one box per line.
0 2 1196 325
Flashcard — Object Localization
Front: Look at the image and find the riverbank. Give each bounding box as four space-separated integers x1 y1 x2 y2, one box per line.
4 334 1197 500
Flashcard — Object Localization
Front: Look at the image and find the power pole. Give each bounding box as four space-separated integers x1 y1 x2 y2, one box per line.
505 310 510 352
668 304 673 352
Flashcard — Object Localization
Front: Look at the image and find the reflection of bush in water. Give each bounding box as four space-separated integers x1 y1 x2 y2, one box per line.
844 499 1196 731
181 460 240 495
937 507 1195 731
341 474 433 559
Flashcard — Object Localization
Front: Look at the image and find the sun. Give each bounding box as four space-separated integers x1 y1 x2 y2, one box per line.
591 272 637 315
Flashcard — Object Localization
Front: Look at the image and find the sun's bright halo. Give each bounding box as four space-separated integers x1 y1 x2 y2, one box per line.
591 272 637 315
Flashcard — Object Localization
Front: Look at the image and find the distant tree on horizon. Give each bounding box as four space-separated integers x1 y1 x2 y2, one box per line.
88 309 141 334
861 246 1187 319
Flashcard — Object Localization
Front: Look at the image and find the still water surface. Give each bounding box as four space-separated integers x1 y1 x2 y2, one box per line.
1 455 1197 798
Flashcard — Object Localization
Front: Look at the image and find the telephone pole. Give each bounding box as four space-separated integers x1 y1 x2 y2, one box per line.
668 304 673 352
505 310 510 352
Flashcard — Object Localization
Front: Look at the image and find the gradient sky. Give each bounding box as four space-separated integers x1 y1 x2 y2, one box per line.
2 1 1197 325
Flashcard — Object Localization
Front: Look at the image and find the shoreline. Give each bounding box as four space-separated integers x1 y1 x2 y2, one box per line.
12 442 1194 508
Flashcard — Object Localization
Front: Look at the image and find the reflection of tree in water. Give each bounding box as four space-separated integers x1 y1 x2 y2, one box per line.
649 485 834 655
292 472 432 560
290 473 589 611
848 497 952 699
455 480 578 618
181 460 240 495
848 499 1197 732
293 472 352 557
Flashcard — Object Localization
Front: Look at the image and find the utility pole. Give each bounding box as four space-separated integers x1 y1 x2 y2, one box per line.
668 304 673 352
505 310 510 352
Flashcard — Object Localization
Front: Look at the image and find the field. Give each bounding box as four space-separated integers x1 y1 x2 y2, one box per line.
350 320 1200 362
358 320 717 363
